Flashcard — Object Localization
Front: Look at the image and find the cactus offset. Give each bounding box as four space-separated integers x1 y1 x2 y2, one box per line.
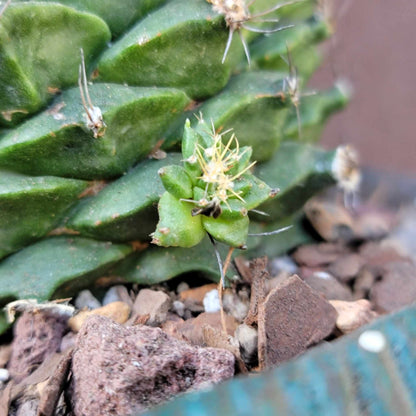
0 0 352 334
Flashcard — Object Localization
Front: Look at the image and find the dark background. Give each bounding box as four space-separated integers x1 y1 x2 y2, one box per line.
310 0 416 175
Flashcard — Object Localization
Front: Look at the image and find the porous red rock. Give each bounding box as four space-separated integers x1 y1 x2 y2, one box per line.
8 312 67 382
258 275 337 368
71 315 234 416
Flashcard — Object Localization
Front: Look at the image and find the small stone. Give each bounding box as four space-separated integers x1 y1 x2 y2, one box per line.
329 299 378 334
235 324 258 365
370 262 416 313
258 275 337 368
175 312 238 346
203 289 221 313
353 267 377 299
60 331 77 352
359 242 409 271
74 289 101 310
179 283 218 305
304 198 355 242
172 300 186 317
132 289 171 326
176 281 190 294
0 368 9 382
327 253 364 283
68 301 131 332
302 271 353 301
292 243 346 267
223 289 249 322
8 311 67 382
269 255 298 276
71 315 234 416
358 330 386 353
102 285 133 308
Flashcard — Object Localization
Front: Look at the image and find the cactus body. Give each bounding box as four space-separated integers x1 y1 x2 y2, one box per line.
0 0 350 332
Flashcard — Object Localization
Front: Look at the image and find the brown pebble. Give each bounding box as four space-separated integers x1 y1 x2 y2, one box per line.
353 267 377 299
258 275 337 368
302 271 353 301
68 301 130 332
329 299 378 334
292 243 347 268
131 289 171 326
304 199 355 242
327 253 364 283
370 261 416 313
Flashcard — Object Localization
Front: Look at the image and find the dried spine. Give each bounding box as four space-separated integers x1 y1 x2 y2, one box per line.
78 48 106 138
207 0 298 65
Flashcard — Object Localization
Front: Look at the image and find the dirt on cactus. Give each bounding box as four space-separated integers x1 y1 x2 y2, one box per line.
1 172 416 416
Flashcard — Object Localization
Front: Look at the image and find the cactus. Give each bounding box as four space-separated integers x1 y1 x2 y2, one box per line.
0 0 352 333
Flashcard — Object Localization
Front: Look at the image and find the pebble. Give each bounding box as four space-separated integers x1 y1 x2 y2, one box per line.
370 261 416 313
68 301 131 332
74 290 101 310
223 290 249 322
358 330 386 353
102 285 132 307
203 289 221 313
329 299 378 334
0 368 9 382
235 324 258 365
172 300 186 317
132 289 171 326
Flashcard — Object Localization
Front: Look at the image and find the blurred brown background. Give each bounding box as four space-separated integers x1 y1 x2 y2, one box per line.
310 0 416 175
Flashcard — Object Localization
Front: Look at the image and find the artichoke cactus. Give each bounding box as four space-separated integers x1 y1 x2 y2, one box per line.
0 0 352 333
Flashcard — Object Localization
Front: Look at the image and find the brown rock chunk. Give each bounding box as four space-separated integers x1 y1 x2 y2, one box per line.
8 312 67 382
71 315 234 416
302 271 353 301
258 275 337 368
292 243 346 267
131 289 171 326
68 301 130 332
329 299 378 334
370 262 416 313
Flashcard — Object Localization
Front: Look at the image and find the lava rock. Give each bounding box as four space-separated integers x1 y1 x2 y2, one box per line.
71 315 234 416
258 275 337 368
8 312 67 382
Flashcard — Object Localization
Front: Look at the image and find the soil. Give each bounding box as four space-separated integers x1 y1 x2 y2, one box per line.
1 174 416 416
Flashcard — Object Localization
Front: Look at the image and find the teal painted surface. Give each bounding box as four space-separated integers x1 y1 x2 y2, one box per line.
143 306 416 416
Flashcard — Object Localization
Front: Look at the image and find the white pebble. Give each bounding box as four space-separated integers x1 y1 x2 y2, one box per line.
173 300 185 317
203 289 221 313
313 271 333 280
75 290 101 310
358 330 387 353
0 368 9 382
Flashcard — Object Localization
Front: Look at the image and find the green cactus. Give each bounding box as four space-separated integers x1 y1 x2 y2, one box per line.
0 0 353 334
